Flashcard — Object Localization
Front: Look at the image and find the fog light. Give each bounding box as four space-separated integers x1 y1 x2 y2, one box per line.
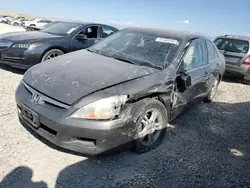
17 106 22 114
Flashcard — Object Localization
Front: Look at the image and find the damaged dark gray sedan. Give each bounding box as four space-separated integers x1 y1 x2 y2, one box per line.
15 28 225 155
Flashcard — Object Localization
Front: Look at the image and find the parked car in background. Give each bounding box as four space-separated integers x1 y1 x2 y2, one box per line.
16 16 25 20
0 16 10 24
214 35 250 84
6 17 15 24
25 21 58 31
24 18 51 28
15 27 225 155
21 19 32 27
10 18 27 26
0 21 118 69
22 19 33 26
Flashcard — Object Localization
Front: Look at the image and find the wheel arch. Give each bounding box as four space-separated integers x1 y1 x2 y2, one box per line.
129 93 172 121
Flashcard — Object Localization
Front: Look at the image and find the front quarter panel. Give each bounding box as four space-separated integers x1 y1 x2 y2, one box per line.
40 38 71 53
74 66 177 120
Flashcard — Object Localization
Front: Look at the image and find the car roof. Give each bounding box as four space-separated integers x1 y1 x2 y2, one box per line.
123 27 209 41
54 20 115 27
215 35 250 41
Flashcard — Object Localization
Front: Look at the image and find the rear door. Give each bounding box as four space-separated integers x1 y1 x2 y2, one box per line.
214 37 249 67
205 40 221 91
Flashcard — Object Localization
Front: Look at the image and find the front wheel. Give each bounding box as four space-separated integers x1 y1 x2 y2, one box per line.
41 49 64 62
132 98 168 154
204 77 220 102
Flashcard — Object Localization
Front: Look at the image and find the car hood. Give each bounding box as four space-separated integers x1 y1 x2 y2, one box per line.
0 31 62 42
23 50 159 105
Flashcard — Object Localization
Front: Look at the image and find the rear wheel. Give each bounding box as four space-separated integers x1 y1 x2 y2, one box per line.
41 49 64 62
204 76 220 102
132 99 168 154
14 22 18 26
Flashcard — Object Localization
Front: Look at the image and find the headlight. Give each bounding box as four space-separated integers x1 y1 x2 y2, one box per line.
70 95 128 120
12 43 41 49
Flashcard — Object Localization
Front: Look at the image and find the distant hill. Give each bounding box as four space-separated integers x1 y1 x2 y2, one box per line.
0 12 41 19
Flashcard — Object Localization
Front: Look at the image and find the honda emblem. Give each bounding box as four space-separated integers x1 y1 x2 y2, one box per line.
31 93 41 104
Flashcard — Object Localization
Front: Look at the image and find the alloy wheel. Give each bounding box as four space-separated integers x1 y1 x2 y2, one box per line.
137 108 164 146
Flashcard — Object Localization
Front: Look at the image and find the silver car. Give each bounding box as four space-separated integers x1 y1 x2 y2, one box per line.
214 35 250 84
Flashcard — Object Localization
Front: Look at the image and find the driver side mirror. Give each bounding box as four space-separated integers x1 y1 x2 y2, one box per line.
176 71 191 93
76 33 87 40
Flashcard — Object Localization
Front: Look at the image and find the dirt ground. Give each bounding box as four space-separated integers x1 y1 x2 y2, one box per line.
0 23 25 34
0 24 250 188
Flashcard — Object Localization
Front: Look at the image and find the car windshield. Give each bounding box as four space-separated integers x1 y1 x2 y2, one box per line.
41 22 82 36
214 38 249 53
88 30 182 69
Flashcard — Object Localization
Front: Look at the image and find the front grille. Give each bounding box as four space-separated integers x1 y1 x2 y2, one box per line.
22 81 70 110
3 57 27 64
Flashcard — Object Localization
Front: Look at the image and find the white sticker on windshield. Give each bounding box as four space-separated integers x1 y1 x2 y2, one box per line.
155 38 179 45
66 28 76 34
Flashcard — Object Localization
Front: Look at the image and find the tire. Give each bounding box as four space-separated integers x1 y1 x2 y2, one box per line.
132 98 168 154
30 24 35 27
241 79 250 85
242 76 250 85
204 76 220 102
41 49 64 62
14 22 18 26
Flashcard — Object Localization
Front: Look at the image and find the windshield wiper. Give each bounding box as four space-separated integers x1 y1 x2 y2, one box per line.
42 31 64 36
113 51 163 70
41 31 53 34
139 61 163 70
88 49 109 57
112 56 136 65
87 48 94 53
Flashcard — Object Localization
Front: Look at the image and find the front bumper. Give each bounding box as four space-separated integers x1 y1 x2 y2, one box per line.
225 63 250 78
15 83 136 155
0 47 42 69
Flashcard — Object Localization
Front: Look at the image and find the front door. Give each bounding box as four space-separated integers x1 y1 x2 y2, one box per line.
171 39 208 119
71 25 100 51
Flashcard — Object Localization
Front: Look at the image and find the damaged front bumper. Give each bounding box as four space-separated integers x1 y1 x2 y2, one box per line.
15 83 136 155
18 113 135 155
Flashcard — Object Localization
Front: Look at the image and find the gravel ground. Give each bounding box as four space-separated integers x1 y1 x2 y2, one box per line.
0 25 250 188
0 67 249 188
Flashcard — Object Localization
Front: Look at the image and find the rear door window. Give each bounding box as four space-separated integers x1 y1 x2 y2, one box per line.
214 38 249 53
206 40 217 61
101 26 116 38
